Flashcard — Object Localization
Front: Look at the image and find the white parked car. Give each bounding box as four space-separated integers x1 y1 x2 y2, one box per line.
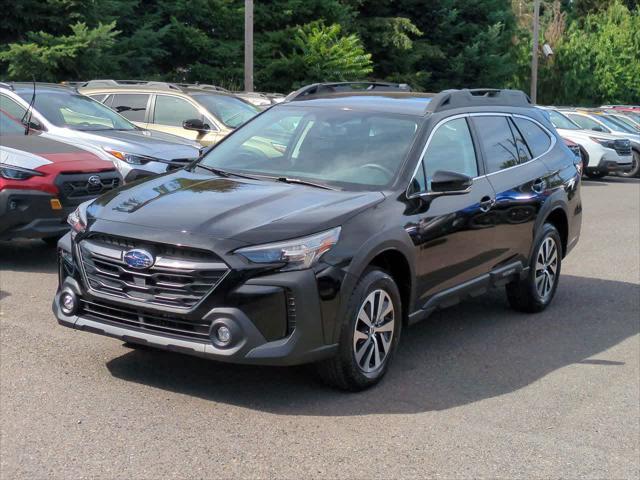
0 83 201 183
560 109 640 178
540 108 635 179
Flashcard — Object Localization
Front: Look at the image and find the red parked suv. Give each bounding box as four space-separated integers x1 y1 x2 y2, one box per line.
0 111 121 243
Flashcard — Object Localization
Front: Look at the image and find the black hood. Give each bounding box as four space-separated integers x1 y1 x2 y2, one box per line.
89 169 384 245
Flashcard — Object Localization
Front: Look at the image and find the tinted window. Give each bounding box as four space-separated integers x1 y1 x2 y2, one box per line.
0 111 25 135
548 110 580 130
473 116 519 173
199 106 419 189
16 91 135 131
154 96 203 127
110 94 149 122
421 118 478 188
508 118 532 164
0 95 26 119
193 94 260 128
513 117 551 158
566 113 608 132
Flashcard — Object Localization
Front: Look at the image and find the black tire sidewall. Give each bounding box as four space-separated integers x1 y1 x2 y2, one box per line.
336 269 402 386
527 224 562 307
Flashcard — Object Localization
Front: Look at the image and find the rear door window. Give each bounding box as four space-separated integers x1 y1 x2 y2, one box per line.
473 116 520 173
153 95 204 127
110 94 150 122
512 117 551 158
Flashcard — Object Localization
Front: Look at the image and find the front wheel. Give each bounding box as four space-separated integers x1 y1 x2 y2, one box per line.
619 151 640 178
506 223 562 313
316 268 402 391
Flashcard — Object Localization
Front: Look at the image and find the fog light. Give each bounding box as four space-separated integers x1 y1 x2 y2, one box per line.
216 325 231 344
60 291 77 315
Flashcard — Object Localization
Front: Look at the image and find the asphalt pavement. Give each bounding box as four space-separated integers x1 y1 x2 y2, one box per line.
1 176 639 479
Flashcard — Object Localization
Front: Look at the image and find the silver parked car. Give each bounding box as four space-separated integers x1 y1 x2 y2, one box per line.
0 83 201 183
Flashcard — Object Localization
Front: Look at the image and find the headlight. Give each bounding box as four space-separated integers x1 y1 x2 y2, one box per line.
103 147 156 165
67 201 92 234
235 227 341 271
0 164 44 180
589 137 616 149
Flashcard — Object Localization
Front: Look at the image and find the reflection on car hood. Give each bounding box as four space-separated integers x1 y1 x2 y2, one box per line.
89 170 384 244
77 129 200 160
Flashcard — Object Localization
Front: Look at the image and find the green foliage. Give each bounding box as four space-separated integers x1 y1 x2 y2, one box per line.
0 0 638 104
291 22 372 84
0 22 119 81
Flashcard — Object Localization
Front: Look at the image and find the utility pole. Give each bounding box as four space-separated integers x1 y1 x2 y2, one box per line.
244 0 254 92
530 0 541 104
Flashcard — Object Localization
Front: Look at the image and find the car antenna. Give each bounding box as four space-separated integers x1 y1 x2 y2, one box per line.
21 77 36 136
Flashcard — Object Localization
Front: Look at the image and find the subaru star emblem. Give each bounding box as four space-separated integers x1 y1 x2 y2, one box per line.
87 175 101 186
123 249 155 269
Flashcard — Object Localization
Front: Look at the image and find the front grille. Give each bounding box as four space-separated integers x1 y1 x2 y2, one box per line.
78 236 228 310
614 140 632 156
56 171 121 207
79 298 211 341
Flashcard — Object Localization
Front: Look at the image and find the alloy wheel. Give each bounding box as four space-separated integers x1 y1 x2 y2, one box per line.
352 289 395 373
535 237 558 300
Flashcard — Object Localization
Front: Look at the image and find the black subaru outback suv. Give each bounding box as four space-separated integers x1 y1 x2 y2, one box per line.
54 83 582 391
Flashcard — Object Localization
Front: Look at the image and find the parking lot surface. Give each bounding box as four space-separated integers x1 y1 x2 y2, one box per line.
1 177 639 479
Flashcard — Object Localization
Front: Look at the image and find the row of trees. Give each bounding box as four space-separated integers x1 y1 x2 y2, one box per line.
1 0 638 104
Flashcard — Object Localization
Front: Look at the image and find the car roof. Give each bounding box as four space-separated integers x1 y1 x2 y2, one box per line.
281 92 436 116
4 83 77 95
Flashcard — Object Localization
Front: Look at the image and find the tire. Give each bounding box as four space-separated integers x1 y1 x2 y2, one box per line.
316 268 402 391
584 169 607 179
506 223 562 313
619 150 640 178
42 235 62 247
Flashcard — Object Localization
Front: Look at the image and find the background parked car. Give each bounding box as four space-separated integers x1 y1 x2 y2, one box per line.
0 83 201 183
558 109 640 178
0 111 120 243
540 107 634 179
79 80 260 146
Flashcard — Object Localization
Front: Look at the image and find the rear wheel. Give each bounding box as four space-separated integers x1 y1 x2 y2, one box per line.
42 235 62 247
584 169 607 179
506 223 562 313
619 150 640 178
316 268 402 391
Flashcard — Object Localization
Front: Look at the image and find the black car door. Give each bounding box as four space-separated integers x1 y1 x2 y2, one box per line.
471 114 554 268
404 116 500 307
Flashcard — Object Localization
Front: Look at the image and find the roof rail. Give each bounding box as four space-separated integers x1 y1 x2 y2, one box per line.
80 79 182 90
285 81 412 101
426 88 532 113
175 83 230 92
0 81 14 91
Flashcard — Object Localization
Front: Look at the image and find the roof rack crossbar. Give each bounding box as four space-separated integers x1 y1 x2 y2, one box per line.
426 88 532 113
285 81 412 102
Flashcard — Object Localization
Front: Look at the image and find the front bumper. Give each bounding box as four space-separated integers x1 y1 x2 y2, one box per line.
597 159 633 173
53 263 338 367
0 189 72 240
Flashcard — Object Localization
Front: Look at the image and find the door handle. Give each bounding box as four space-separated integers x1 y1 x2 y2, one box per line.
532 178 546 193
479 196 495 213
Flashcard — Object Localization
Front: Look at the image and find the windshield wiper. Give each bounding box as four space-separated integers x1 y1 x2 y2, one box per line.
193 164 265 181
274 177 337 190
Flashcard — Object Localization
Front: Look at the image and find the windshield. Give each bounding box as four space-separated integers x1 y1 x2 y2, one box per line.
597 114 636 133
193 94 260 128
0 111 25 135
198 106 420 190
611 114 639 130
17 91 136 131
548 110 580 130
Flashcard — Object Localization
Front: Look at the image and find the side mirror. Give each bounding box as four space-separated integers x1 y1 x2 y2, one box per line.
431 170 473 194
183 118 209 132
22 119 43 132
592 126 605 132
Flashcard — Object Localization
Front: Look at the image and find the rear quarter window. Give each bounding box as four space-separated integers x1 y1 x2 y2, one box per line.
512 117 552 158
